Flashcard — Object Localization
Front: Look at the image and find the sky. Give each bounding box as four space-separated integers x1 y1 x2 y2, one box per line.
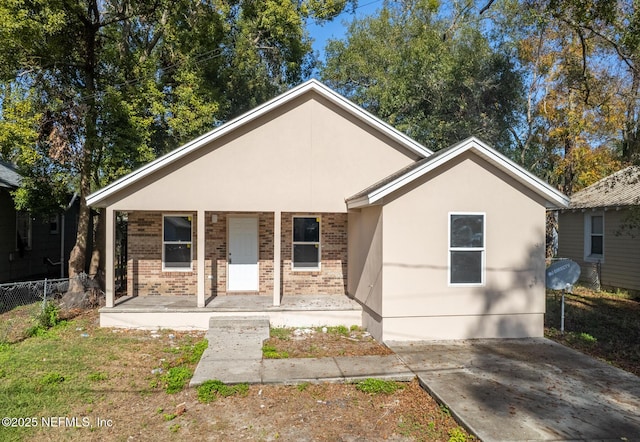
306 0 384 63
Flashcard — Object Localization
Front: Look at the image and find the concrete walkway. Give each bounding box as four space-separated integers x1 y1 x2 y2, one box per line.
388 339 640 442
192 319 640 441
190 316 413 387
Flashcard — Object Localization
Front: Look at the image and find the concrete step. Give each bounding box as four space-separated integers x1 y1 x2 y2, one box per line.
205 315 270 358
191 315 270 386
209 315 270 328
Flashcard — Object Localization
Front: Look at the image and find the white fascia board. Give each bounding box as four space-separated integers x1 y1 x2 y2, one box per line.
87 79 432 207
349 137 569 209
346 195 372 209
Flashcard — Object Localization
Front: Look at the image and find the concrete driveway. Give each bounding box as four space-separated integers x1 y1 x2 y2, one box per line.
388 338 640 442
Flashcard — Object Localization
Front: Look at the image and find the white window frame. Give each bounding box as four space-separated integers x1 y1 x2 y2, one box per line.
292 215 321 271
16 211 32 250
162 214 193 271
448 212 486 286
584 212 604 263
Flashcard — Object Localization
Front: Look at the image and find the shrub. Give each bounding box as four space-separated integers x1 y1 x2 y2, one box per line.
448 427 469 442
187 339 208 363
197 380 249 403
577 332 597 345
27 302 63 337
270 328 291 340
323 325 349 336
41 372 65 385
163 367 192 393
262 344 289 359
88 372 108 382
355 378 404 394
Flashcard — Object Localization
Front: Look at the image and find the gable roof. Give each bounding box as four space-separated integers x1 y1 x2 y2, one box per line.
346 137 569 209
569 165 640 209
87 79 433 207
0 161 22 190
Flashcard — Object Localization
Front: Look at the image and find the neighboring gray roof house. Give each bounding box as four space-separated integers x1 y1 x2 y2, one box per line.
0 161 22 189
569 166 640 209
0 161 77 283
558 165 640 292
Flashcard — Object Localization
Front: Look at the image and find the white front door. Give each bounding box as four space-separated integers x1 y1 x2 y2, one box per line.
228 217 259 291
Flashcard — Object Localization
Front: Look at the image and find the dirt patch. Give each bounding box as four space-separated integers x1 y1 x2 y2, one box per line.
104 379 464 441
263 326 395 358
545 286 640 376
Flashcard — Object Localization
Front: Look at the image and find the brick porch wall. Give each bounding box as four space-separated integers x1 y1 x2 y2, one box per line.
126 211 346 297
281 213 348 295
127 212 197 296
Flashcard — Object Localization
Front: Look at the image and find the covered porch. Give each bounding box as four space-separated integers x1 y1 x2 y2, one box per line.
103 208 349 303
99 294 363 330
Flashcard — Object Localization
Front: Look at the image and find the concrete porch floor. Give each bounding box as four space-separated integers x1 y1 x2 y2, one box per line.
109 294 361 311
100 294 363 330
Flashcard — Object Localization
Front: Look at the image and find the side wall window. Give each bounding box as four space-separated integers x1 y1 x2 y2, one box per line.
292 216 320 270
49 214 60 235
584 213 604 262
449 213 485 285
163 215 192 270
16 211 32 251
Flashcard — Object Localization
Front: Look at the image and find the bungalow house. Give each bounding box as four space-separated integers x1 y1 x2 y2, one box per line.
87 80 569 341
557 166 640 292
0 161 77 282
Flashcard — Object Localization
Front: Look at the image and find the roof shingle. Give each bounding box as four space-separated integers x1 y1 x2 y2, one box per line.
569 166 640 209
0 161 22 189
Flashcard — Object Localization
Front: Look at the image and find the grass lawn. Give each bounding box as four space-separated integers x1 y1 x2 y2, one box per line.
0 286 636 441
545 285 640 376
0 308 471 441
0 309 208 441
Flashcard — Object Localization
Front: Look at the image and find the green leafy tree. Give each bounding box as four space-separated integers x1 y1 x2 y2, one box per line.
0 0 340 285
320 0 523 153
489 0 636 194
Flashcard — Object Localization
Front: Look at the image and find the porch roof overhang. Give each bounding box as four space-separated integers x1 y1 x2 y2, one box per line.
346 137 570 210
86 79 433 209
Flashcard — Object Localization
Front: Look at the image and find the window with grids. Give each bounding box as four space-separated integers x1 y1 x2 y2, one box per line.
584 213 604 261
163 215 192 269
449 213 485 285
292 216 320 270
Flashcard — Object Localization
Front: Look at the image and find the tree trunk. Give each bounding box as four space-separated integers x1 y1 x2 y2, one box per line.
67 4 100 292
562 136 575 195
623 74 640 164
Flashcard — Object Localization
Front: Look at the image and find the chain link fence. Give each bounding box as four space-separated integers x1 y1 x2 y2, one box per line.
0 274 103 343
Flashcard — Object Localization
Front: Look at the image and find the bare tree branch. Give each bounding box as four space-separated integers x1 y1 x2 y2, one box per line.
478 0 496 15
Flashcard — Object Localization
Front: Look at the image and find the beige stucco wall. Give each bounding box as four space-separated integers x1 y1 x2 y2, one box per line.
102 93 416 213
347 206 384 336
377 153 548 340
558 209 640 291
